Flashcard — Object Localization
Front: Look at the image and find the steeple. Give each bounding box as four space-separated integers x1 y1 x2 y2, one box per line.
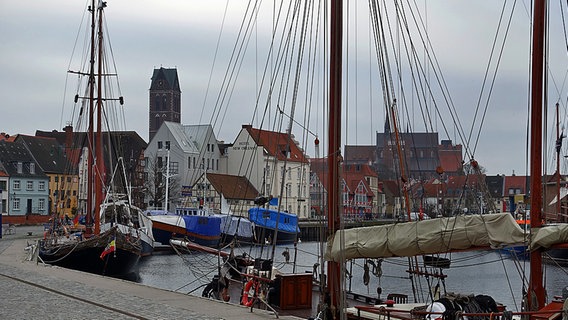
149 67 181 141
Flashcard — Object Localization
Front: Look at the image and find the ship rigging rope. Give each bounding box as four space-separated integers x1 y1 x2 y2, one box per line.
467 1 516 156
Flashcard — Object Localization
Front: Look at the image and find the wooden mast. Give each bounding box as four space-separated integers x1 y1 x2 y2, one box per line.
327 0 342 315
94 1 106 235
555 102 562 222
528 0 546 311
86 0 96 235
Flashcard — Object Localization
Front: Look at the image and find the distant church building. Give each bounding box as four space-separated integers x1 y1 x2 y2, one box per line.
149 67 181 141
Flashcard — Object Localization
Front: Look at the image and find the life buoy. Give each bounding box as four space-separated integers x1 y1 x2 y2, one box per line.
241 280 257 307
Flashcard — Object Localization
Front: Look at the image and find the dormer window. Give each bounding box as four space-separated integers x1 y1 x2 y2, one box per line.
17 162 22 173
30 163 35 174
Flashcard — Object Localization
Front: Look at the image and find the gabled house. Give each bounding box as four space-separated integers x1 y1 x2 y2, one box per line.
342 163 381 220
144 122 222 210
309 158 328 218
0 140 49 217
502 175 528 214
36 126 147 211
227 125 310 218
381 180 403 218
15 135 78 217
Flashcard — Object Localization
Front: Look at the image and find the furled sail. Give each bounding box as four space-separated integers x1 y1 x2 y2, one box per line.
326 213 526 261
530 224 568 250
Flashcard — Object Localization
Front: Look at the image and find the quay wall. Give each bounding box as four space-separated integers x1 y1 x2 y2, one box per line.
298 219 394 242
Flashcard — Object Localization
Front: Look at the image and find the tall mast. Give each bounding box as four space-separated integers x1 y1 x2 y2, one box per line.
528 0 546 310
86 0 96 235
555 102 563 222
94 1 106 235
327 0 342 316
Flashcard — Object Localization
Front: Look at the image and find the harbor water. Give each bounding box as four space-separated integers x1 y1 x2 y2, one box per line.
137 241 568 312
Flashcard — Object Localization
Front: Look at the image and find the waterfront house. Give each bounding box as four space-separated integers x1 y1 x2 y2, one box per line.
144 122 222 210
227 125 311 219
0 140 49 217
16 135 78 217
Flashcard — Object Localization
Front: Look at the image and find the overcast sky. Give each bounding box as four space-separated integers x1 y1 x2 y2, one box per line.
2 1 568 176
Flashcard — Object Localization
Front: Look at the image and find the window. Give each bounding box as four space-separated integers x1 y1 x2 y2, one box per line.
39 198 45 211
288 168 291 180
17 162 23 173
0 180 6 191
165 141 170 150
27 181 33 191
170 162 179 174
158 141 163 149
67 177 71 183
30 163 35 174
188 157 191 168
13 180 20 190
157 157 163 168
13 198 20 210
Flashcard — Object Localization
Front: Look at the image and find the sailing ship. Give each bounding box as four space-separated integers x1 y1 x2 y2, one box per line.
325 1 568 319
151 1 568 319
38 0 147 276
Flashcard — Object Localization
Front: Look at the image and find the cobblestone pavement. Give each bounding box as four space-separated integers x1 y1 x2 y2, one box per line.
0 225 299 320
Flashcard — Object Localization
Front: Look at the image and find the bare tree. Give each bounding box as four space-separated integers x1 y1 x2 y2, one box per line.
144 154 180 210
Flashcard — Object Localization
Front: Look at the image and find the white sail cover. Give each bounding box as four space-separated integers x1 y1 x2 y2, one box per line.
326 213 527 262
530 223 568 250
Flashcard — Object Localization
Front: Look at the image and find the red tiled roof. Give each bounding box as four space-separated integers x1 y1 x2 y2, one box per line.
244 126 308 163
503 175 528 194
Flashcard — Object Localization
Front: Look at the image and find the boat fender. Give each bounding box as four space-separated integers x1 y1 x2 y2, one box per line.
363 261 370 285
425 301 445 320
241 280 257 307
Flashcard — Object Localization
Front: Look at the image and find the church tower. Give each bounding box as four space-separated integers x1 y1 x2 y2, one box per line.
149 67 181 141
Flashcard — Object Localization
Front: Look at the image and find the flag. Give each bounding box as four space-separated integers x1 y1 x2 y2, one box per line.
72 214 79 227
100 238 116 259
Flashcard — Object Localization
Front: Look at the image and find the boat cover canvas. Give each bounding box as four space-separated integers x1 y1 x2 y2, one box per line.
530 223 568 250
248 207 300 233
216 215 254 238
326 213 527 261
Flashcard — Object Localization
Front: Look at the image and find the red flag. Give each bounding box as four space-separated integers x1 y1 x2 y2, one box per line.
100 238 116 259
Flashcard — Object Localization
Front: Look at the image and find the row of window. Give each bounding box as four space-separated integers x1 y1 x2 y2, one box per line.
12 180 47 191
378 149 437 158
11 198 46 211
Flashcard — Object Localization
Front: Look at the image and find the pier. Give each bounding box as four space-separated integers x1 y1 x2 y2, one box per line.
0 225 300 320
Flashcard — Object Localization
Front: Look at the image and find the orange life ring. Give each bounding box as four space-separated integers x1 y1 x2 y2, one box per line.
241 280 257 307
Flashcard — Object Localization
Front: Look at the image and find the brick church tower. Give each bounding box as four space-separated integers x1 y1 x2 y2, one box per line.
149 67 181 141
